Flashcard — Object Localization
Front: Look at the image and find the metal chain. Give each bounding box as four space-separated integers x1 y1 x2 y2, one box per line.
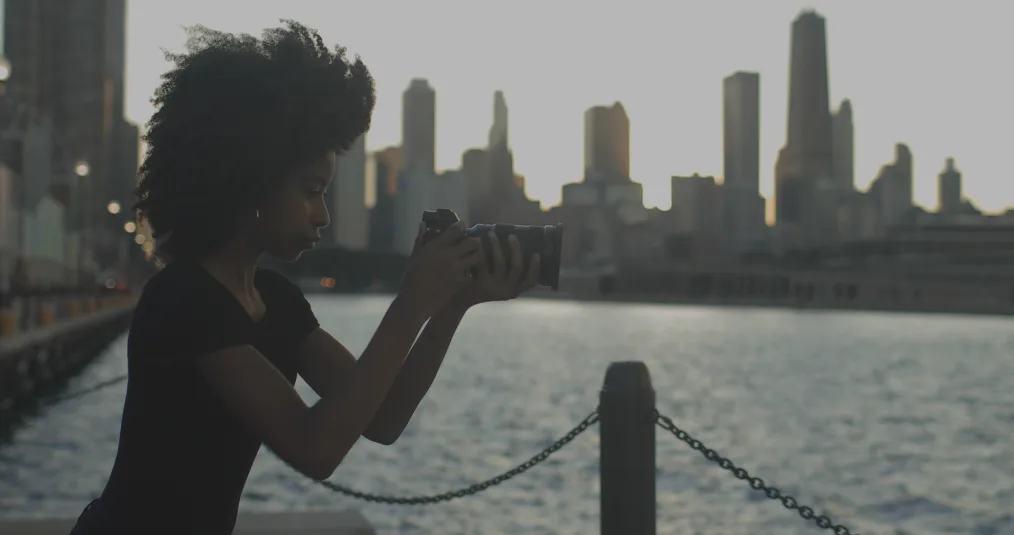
312 409 600 505
654 410 858 535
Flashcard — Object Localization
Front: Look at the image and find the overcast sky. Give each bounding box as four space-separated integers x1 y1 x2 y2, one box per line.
9 0 1014 212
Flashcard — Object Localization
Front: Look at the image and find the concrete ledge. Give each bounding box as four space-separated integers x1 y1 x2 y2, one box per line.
0 305 134 360
0 510 377 534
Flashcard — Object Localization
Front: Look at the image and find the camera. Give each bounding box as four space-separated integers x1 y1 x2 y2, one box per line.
421 209 564 291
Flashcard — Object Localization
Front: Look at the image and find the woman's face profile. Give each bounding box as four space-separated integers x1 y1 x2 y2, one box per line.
256 150 336 262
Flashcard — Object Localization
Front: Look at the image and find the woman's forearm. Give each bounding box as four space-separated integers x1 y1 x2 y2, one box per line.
364 302 469 443
303 295 427 474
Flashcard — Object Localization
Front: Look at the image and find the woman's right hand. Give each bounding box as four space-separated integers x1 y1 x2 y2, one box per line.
397 222 483 320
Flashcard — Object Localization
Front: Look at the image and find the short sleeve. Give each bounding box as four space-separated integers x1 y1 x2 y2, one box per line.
256 269 320 343
128 263 256 368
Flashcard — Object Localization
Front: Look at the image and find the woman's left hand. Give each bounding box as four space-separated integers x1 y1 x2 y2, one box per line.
452 232 540 308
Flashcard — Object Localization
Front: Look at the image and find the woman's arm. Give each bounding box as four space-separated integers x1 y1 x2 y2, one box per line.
299 301 469 445
367 302 470 443
196 294 426 481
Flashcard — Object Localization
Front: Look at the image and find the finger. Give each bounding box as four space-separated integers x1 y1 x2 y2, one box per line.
451 236 481 258
523 253 541 290
488 231 505 277
474 239 491 278
428 221 466 247
506 234 523 285
456 244 484 271
454 267 475 288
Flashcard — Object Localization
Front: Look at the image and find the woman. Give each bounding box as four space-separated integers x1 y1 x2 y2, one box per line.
70 21 540 534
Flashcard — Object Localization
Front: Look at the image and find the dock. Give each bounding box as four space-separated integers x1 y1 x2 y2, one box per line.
0 294 135 415
0 510 378 534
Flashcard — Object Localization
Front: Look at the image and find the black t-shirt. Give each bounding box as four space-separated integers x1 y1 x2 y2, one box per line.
96 261 319 534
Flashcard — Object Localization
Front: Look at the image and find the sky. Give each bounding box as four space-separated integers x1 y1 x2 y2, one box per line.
10 0 1014 213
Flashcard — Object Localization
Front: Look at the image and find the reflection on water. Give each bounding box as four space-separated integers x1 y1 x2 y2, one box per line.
1 296 1012 535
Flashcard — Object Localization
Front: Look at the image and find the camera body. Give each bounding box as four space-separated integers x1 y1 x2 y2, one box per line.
421 209 564 291
420 208 464 243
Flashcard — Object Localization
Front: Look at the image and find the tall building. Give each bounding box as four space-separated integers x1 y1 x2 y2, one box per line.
867 143 914 228
393 168 469 256
468 91 540 224
369 147 400 252
489 90 508 149
937 157 962 214
831 99 854 190
722 71 766 252
671 174 724 235
3 0 137 235
401 79 436 174
487 91 517 199
461 148 490 208
330 135 368 250
723 72 760 193
584 102 630 182
774 10 834 235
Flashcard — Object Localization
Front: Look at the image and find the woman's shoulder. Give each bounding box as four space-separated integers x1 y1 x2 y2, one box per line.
137 261 209 303
255 268 307 303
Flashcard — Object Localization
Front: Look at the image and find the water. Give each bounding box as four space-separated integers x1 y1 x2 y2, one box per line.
1 296 1013 535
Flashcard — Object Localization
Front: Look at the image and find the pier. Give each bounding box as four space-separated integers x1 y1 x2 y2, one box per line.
0 292 135 417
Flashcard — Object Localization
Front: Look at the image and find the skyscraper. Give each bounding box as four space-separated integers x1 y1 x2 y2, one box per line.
487 91 516 198
723 72 760 193
775 10 834 227
583 102 630 183
488 90 508 149
832 99 854 190
401 79 436 174
331 135 368 250
937 157 962 214
3 0 136 233
368 147 401 252
462 147 490 205
722 71 766 251
867 143 913 227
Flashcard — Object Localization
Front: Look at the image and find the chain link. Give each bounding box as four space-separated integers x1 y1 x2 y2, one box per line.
313 410 600 504
654 410 859 535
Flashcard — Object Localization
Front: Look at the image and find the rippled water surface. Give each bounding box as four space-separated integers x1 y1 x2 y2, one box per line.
2 296 1013 534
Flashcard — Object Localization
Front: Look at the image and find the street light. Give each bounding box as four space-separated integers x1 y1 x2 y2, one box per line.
124 221 136 233
75 160 90 178
107 200 121 215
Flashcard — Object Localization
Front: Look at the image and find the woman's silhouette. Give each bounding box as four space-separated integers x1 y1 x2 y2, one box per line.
70 20 540 534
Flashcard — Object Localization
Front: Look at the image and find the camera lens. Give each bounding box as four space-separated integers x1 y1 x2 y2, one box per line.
466 222 563 290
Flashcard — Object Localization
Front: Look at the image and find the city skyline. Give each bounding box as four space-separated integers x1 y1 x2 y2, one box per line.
2 0 1009 213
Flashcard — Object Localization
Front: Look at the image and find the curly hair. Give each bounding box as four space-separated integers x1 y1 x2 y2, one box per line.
134 20 375 263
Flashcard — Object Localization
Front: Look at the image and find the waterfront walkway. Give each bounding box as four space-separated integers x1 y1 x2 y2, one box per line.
0 510 377 534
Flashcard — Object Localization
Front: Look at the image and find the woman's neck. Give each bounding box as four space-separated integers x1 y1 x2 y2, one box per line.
199 238 262 298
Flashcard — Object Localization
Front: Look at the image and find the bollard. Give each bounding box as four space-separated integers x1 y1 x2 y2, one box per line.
599 361 656 535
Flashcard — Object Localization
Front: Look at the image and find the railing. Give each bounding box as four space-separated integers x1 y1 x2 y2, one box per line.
0 291 136 338
26 361 861 535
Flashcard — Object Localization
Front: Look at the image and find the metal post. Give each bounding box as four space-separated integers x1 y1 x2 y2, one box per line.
600 361 656 535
